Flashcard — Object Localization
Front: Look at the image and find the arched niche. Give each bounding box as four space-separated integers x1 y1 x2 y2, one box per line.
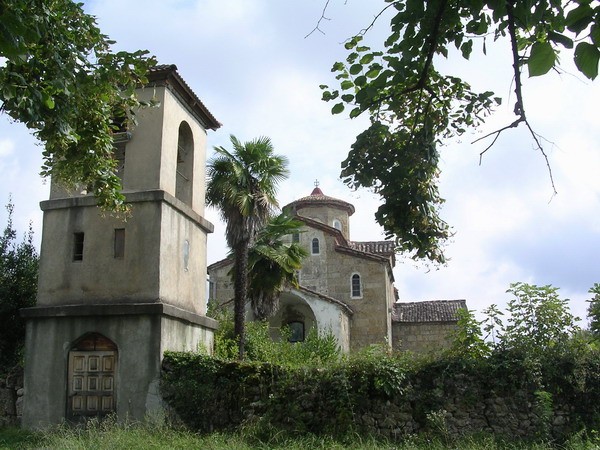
176 121 194 206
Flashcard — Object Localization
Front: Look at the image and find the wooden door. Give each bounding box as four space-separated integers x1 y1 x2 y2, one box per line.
67 334 117 420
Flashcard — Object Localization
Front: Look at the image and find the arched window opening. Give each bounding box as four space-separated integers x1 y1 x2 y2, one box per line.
287 321 305 343
351 274 362 298
176 121 194 206
311 238 320 255
292 232 300 243
67 333 117 421
332 219 342 231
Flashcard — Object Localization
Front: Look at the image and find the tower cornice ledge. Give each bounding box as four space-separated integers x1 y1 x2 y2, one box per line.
20 302 219 330
40 189 214 233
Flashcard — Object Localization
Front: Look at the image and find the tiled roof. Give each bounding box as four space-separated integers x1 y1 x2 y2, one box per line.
350 241 395 256
146 64 221 130
392 300 467 323
296 286 354 316
284 187 355 216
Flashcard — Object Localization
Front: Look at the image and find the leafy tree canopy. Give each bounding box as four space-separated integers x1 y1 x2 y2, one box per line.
587 282 600 336
321 0 599 264
206 135 289 358
0 200 38 371
0 0 156 211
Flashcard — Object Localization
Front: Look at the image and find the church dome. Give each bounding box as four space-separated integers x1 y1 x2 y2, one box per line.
284 186 355 216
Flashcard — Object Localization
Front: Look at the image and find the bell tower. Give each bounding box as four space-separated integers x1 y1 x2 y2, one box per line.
22 65 221 427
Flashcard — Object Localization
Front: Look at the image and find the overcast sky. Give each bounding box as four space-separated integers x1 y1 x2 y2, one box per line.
1 0 598 324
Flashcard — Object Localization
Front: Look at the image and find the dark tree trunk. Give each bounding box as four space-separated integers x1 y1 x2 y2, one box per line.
233 239 250 359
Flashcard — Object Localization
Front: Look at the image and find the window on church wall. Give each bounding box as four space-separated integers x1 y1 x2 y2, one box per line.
175 122 194 206
332 219 342 231
114 229 125 259
292 233 300 243
351 273 362 298
73 232 84 261
287 321 305 343
311 238 320 255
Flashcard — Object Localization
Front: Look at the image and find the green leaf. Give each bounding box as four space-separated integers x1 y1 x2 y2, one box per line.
547 31 573 49
331 103 345 114
366 67 381 79
565 3 594 35
349 64 362 75
341 94 354 103
354 75 367 87
528 42 555 77
591 25 600 47
574 42 600 80
460 40 473 59
340 80 354 90
349 107 361 119
360 54 374 64
43 94 55 109
331 62 344 72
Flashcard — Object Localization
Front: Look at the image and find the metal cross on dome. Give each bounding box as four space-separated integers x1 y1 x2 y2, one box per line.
314 179 319 188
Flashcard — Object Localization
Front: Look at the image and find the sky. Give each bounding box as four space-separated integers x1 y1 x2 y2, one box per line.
0 0 598 325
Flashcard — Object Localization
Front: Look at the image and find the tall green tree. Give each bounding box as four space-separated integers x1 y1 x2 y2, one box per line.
321 0 600 263
0 200 38 371
587 283 600 337
0 0 156 211
246 213 307 320
500 282 579 353
206 135 289 357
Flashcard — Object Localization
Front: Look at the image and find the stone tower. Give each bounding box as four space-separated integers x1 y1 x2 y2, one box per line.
21 65 220 428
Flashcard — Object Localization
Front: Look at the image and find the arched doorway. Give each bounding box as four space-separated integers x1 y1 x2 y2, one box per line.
67 333 117 420
268 291 317 342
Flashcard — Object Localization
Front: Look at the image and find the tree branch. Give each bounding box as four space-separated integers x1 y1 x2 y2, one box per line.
357 2 398 36
305 0 332 38
474 0 557 195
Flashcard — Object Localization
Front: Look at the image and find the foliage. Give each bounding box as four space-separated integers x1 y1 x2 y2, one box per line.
500 282 579 353
0 200 38 371
0 0 156 211
587 283 600 337
245 213 307 320
447 308 491 359
161 346 600 442
206 135 289 357
321 0 600 263
212 310 340 367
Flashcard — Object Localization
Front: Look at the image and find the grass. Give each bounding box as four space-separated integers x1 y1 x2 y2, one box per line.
1 419 600 450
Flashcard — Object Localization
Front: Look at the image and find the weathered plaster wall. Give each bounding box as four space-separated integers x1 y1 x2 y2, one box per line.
36 201 161 306
159 200 210 315
21 310 216 429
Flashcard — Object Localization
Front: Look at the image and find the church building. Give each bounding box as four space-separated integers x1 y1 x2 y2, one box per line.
208 185 466 353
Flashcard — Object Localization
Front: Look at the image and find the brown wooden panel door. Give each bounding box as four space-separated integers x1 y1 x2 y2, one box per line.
67 350 116 420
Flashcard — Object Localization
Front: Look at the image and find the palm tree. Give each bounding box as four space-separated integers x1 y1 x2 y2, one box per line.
246 213 307 320
206 135 288 358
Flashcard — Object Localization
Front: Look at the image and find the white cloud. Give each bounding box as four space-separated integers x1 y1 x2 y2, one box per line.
0 138 15 158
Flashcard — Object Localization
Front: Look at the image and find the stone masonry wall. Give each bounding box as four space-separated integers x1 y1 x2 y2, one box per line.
162 352 599 442
392 321 456 353
0 366 23 427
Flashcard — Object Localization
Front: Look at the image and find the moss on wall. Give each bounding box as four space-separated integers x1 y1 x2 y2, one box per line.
161 347 600 441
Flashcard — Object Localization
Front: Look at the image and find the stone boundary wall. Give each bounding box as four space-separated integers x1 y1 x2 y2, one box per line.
161 352 600 441
0 366 23 427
